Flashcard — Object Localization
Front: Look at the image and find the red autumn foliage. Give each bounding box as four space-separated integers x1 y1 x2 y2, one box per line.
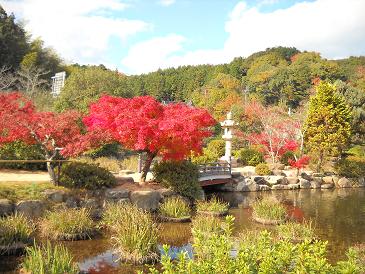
0 92 85 183
288 155 310 169
83 95 216 182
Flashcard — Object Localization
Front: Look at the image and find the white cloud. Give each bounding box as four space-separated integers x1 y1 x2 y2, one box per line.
2 0 150 65
121 34 185 74
158 0 176 7
122 0 365 74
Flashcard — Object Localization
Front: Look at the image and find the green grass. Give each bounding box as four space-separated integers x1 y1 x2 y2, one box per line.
196 196 229 214
159 196 191 218
21 241 78 274
40 208 95 240
277 220 315 242
0 182 66 202
106 203 159 264
252 197 287 221
0 213 35 247
191 215 225 237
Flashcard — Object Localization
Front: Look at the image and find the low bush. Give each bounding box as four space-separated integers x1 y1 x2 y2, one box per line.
21 241 78 274
40 208 96 240
255 163 271 175
252 197 287 222
152 160 202 200
347 145 365 157
147 229 364 273
110 204 159 264
234 148 264 166
191 215 227 237
59 162 116 189
0 141 45 170
335 156 365 178
119 155 139 171
159 196 191 219
280 151 296 166
196 196 229 215
0 214 35 253
277 220 315 242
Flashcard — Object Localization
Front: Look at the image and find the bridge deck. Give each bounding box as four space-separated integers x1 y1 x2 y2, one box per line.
198 162 232 186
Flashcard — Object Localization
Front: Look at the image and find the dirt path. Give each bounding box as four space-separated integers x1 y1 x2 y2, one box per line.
0 169 50 182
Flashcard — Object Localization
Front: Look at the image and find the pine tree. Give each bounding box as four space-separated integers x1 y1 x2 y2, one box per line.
304 82 352 172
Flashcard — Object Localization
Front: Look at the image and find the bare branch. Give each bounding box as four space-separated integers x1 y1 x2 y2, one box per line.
0 66 18 91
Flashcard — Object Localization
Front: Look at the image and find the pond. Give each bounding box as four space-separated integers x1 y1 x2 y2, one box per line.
1 188 364 273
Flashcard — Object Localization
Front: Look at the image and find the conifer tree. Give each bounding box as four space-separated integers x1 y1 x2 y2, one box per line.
304 82 352 171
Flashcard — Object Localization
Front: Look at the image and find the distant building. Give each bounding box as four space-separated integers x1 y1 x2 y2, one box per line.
51 71 66 96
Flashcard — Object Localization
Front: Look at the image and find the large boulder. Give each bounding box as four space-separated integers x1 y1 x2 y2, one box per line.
43 189 65 203
321 183 335 189
251 176 269 185
322 176 334 184
0 199 14 216
281 169 298 177
16 200 45 218
286 177 299 185
266 176 288 185
299 178 311 189
130 190 163 211
336 177 352 188
301 172 312 181
312 177 323 185
271 184 286 190
239 166 256 176
310 180 321 189
237 178 260 192
287 183 300 190
105 189 130 203
259 185 271 191
157 188 176 197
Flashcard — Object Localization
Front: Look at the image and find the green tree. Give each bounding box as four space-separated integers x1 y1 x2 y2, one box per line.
55 66 132 112
304 82 352 171
0 5 29 69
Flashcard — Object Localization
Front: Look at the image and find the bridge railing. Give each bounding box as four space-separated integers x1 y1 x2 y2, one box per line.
198 162 231 178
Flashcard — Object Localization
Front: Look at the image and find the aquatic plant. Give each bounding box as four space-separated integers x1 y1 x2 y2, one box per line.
0 213 35 254
110 203 159 264
196 196 229 215
252 197 287 223
277 220 315 242
21 241 78 274
159 196 191 219
40 208 96 240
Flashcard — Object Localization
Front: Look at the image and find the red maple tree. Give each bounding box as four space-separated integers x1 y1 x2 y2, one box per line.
288 155 310 176
83 95 216 183
0 92 85 183
244 101 299 163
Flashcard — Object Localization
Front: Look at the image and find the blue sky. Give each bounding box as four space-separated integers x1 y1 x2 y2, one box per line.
2 0 365 74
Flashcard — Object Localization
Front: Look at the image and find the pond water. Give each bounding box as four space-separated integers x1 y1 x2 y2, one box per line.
1 188 364 273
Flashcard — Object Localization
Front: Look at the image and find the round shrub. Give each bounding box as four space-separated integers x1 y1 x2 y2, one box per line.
255 163 271 175
234 148 264 166
280 151 296 166
152 160 202 200
59 162 116 189
196 196 229 216
335 156 365 178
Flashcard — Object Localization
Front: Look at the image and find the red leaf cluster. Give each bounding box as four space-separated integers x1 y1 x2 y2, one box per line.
83 95 216 160
288 155 310 169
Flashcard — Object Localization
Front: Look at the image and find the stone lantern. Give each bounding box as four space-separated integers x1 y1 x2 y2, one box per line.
220 112 236 164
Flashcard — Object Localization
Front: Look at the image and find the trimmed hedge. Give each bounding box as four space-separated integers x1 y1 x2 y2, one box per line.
152 160 202 200
255 163 271 175
59 162 116 189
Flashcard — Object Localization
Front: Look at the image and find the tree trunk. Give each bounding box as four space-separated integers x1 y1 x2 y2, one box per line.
316 151 324 173
46 160 58 185
140 152 156 185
